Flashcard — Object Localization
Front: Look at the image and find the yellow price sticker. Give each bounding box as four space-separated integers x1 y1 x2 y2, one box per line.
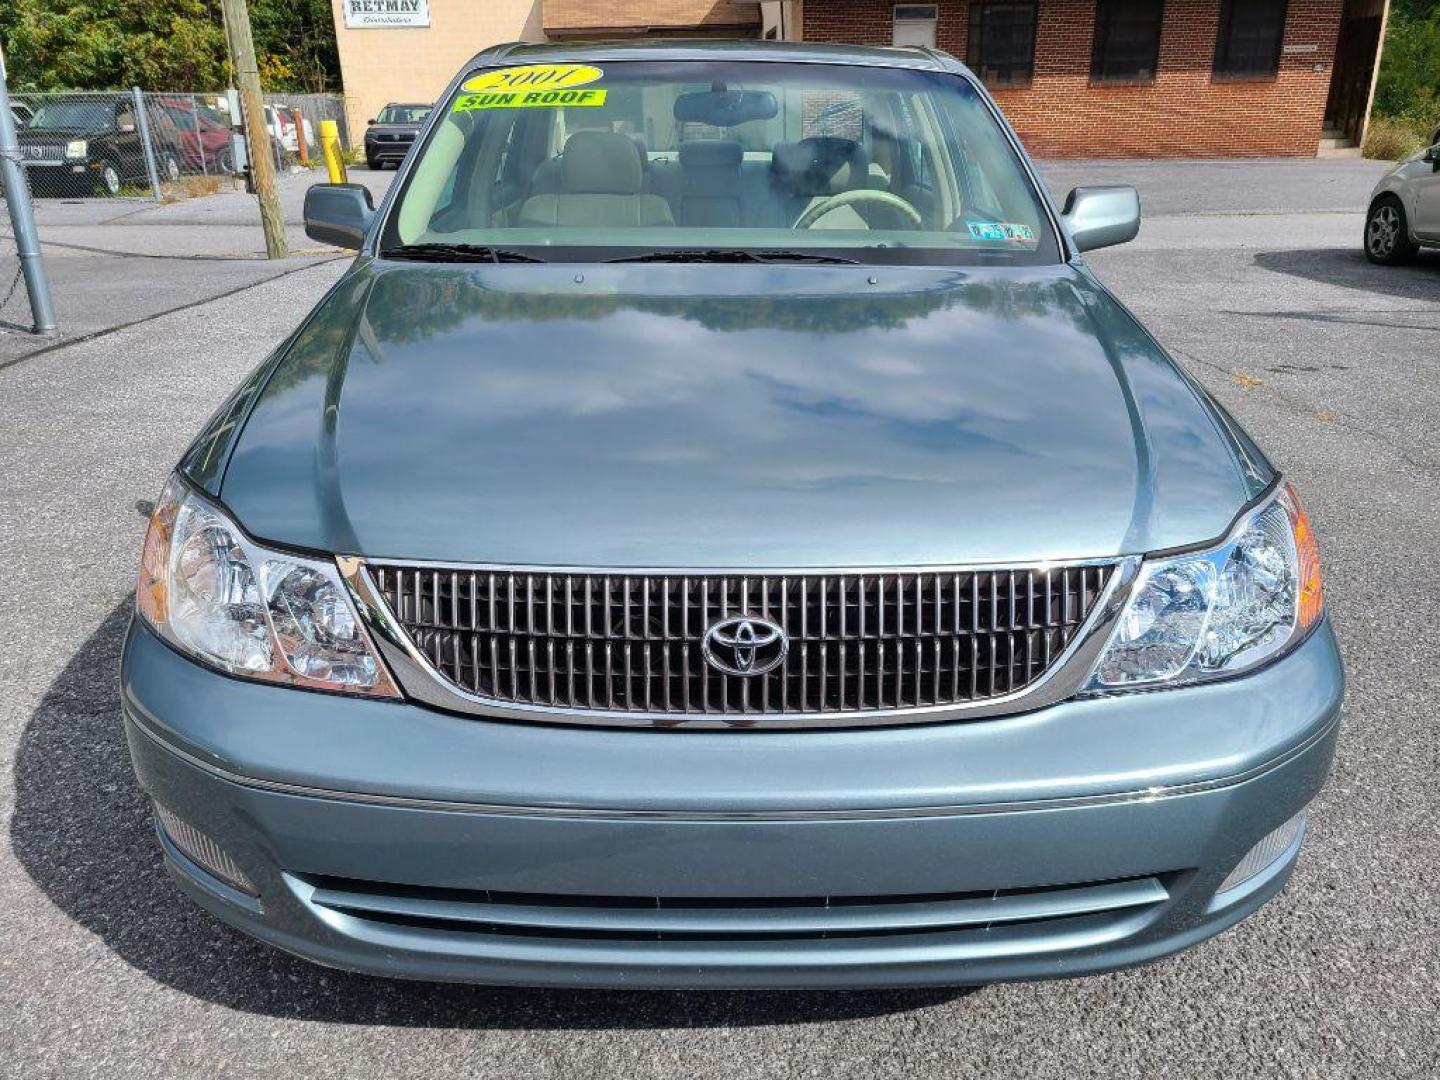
462 64 604 93
453 87 608 112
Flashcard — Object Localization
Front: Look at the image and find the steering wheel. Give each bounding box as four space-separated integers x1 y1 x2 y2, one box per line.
792 189 923 230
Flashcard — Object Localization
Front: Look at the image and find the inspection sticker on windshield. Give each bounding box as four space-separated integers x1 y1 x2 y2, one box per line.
455 63 607 110
967 221 1036 244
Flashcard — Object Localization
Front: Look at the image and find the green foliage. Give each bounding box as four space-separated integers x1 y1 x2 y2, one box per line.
1362 114 1429 160
248 0 341 94
0 0 227 90
1372 0 1440 127
0 0 340 93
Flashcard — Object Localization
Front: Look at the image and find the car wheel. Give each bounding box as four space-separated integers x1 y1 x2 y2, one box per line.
163 154 180 182
1364 196 1417 265
215 148 235 174
100 162 122 196
366 156 378 170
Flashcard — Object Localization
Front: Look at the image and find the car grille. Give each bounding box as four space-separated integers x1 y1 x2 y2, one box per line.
369 563 1115 717
294 872 1171 943
20 144 64 162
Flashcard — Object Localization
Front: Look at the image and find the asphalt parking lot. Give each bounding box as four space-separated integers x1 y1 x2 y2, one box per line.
1 158 1437 1078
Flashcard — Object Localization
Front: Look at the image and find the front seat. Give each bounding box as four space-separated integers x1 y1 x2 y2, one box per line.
675 139 744 227
768 136 900 230
517 131 674 228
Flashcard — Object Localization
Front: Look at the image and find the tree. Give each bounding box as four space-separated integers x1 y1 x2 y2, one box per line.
0 0 227 90
249 0 340 94
1372 0 1440 126
0 0 340 93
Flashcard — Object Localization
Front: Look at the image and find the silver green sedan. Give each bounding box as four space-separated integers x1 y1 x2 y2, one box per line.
123 39 1343 988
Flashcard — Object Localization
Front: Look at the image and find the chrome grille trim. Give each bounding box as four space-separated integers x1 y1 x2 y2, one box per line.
292 872 1172 940
342 556 1140 730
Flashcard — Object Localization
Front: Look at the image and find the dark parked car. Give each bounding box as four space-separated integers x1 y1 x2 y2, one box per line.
18 97 178 196
363 102 431 169
126 41 1342 989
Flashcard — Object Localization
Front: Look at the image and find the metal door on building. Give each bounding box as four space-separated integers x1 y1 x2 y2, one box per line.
1324 12 1382 144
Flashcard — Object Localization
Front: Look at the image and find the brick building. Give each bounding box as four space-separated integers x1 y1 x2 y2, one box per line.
801 0 1387 156
329 0 1388 156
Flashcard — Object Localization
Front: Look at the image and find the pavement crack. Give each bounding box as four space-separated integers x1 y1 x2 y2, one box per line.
0 257 345 373
1172 346 1440 479
1218 309 1440 333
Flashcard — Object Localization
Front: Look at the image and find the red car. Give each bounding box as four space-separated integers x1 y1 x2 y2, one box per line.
154 98 234 174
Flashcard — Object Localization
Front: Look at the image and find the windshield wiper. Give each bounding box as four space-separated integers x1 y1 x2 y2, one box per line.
380 243 545 264
606 248 860 266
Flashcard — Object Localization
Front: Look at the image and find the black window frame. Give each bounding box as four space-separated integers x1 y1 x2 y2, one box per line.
966 1 1039 89
1090 0 1165 85
1213 0 1288 79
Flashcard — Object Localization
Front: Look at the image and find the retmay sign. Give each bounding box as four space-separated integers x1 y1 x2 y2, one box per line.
343 0 430 28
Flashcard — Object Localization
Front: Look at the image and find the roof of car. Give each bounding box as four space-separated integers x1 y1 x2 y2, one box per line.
466 37 954 73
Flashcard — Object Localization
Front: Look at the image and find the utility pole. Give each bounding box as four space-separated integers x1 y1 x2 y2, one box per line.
0 43 56 333
219 0 287 258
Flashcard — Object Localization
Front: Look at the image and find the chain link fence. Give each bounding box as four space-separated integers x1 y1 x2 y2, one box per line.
0 181 37 332
9 89 347 200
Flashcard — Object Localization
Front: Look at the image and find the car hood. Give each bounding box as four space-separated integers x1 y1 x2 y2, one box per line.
366 123 420 137
216 261 1270 567
16 126 101 143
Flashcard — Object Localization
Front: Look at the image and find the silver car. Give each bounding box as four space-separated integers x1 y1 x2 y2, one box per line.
1364 130 1440 264
123 40 1344 988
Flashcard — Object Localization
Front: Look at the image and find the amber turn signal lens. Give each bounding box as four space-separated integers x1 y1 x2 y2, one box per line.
136 477 183 628
1282 482 1323 629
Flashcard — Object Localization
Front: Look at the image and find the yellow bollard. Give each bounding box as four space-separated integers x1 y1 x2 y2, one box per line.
319 119 347 184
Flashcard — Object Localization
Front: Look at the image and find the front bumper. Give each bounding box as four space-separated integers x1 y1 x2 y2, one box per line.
364 138 413 163
122 617 1343 988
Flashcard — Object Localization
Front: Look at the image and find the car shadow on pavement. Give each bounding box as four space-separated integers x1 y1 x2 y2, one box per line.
11 602 972 1028
1253 247 1440 303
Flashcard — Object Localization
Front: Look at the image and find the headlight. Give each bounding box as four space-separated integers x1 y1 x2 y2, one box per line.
64 139 87 159
1086 482 1323 691
136 475 399 697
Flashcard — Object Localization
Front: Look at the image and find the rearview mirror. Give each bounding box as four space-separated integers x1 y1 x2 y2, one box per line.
673 89 779 127
1061 186 1140 253
304 183 375 249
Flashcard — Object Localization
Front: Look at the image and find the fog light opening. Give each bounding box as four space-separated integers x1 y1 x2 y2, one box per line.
154 803 257 896
1216 807 1309 895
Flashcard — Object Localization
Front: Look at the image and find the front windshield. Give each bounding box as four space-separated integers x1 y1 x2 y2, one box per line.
383 60 1059 265
31 102 112 131
378 105 432 124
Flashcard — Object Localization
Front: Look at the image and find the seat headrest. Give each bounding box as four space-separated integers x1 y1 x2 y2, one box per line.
678 139 743 170
770 137 869 197
562 131 645 195
626 132 650 170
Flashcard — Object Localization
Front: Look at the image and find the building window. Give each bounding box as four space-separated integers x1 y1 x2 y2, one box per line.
894 4 939 48
1091 0 1164 83
1213 0 1288 78
967 2 1038 88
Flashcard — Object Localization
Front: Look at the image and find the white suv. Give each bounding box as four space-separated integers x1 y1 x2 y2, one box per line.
1364 130 1440 264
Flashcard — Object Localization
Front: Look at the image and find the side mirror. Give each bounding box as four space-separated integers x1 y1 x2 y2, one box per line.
304 183 375 249
1061 185 1140 253
367 118 377 125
